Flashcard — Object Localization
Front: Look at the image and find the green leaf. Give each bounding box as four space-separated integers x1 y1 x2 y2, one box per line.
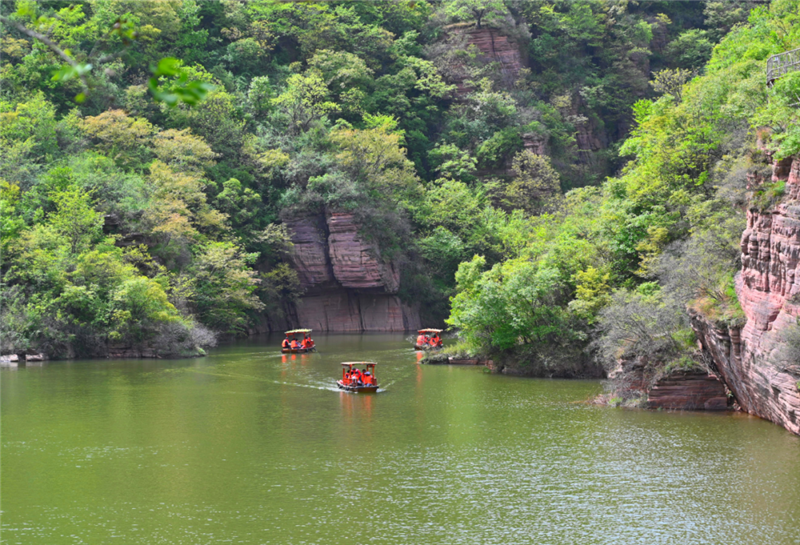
52 63 92 82
153 57 181 77
51 64 76 81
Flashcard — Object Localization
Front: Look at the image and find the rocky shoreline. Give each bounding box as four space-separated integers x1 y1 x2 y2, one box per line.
420 348 604 379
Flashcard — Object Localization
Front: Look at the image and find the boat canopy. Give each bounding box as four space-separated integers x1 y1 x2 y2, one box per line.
341 362 377 366
418 329 442 334
285 329 312 335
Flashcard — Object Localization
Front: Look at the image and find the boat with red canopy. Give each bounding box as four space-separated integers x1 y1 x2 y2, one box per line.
281 329 316 353
337 362 379 393
414 329 443 350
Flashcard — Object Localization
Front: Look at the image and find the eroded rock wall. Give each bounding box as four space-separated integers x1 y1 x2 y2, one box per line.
462 27 525 84
327 213 400 292
286 212 420 332
647 369 728 411
444 25 526 97
295 291 419 332
692 155 800 435
284 215 335 289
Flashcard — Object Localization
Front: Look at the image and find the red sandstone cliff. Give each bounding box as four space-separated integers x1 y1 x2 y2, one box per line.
647 369 728 411
444 26 609 168
284 212 420 332
692 155 800 435
443 25 526 95
461 26 525 85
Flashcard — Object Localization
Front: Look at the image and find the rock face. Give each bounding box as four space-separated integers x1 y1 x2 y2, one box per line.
605 354 728 409
446 25 526 96
462 27 525 84
285 214 335 289
692 155 800 435
286 212 420 332
327 214 400 292
647 369 728 411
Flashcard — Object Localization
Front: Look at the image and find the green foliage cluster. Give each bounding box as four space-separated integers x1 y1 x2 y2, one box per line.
1 0 792 359
448 0 800 373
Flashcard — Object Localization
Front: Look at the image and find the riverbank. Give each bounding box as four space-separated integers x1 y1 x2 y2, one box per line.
421 345 604 379
424 345 736 414
1 345 207 363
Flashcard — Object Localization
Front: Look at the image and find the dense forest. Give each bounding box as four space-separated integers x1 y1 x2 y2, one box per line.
1 0 799 383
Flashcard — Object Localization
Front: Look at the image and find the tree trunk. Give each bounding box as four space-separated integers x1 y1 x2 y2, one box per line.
474 9 484 29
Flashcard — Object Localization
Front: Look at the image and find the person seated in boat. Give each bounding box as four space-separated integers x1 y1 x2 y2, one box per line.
363 371 374 385
431 334 442 347
352 368 363 385
290 338 300 350
416 334 428 347
282 338 290 349
302 336 314 349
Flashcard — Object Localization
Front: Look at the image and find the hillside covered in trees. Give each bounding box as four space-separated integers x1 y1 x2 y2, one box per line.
2 0 798 369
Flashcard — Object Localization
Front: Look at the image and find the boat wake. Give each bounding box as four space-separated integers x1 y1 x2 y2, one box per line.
186 369 338 391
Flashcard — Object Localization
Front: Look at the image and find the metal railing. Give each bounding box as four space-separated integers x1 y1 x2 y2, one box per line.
767 47 800 87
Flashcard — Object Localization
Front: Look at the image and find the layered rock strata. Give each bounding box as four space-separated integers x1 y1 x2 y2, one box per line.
285 212 420 332
462 26 525 84
445 25 526 96
691 155 800 435
647 369 728 411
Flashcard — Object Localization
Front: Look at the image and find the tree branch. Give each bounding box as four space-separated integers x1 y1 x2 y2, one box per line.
0 14 89 93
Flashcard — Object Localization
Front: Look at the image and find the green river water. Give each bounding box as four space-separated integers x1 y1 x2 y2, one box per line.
2 333 799 544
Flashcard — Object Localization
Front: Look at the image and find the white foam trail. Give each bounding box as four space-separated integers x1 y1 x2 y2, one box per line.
187 369 336 391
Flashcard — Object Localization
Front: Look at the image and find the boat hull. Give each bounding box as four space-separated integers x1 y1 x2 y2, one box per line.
281 347 315 353
414 345 441 350
337 380 379 393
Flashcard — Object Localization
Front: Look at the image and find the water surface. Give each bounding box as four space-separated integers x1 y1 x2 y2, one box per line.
2 334 799 544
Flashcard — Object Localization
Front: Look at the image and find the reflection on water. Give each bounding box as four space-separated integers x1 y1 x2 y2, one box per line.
2 333 799 545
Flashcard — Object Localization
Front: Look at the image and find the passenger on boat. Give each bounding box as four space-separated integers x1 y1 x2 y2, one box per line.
416 334 428 347
290 339 300 349
363 371 374 385
352 368 363 385
282 338 290 349
302 337 314 349
431 334 442 347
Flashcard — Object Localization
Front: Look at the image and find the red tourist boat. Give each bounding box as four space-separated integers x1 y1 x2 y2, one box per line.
337 362 379 393
414 329 443 350
281 329 316 353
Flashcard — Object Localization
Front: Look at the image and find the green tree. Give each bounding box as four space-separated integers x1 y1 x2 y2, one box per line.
443 0 509 29
48 186 103 254
272 71 340 134
501 150 561 215
190 241 265 334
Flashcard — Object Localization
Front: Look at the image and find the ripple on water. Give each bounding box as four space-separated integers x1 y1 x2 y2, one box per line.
2 334 799 545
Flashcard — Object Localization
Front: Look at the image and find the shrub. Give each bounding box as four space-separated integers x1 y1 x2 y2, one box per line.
777 320 800 364
595 287 686 370
752 180 787 210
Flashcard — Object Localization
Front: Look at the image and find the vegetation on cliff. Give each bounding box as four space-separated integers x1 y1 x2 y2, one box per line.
1 0 793 359
449 0 800 382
